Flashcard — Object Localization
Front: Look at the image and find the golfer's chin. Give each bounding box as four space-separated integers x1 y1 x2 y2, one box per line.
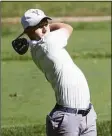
34 30 50 40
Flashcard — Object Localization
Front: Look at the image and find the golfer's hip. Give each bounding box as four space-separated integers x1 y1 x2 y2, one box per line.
46 103 97 136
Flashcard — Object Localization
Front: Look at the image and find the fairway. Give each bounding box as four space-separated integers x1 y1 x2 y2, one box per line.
2 58 111 127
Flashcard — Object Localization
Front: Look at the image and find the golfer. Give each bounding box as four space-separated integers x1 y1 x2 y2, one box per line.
20 9 97 136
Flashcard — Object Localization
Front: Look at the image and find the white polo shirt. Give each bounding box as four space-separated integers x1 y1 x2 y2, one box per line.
30 28 90 109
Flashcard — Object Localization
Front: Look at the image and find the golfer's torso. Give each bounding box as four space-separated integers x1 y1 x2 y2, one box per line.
30 29 90 109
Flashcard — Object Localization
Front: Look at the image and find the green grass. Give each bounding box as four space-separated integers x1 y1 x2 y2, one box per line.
1 121 111 136
2 59 111 126
1 2 111 17
1 22 111 60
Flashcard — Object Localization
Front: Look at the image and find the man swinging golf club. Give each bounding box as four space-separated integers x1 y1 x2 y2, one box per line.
12 9 97 136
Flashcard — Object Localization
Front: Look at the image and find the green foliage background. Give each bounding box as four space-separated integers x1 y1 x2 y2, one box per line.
2 2 111 17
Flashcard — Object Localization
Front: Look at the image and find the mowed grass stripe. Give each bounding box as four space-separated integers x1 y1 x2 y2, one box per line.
2 25 111 60
2 51 111 61
2 21 111 37
1 120 111 136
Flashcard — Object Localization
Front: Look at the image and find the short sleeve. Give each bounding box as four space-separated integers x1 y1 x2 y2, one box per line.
45 28 69 50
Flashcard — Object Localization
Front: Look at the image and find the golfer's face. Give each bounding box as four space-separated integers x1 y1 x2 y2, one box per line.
35 20 50 37
25 19 50 40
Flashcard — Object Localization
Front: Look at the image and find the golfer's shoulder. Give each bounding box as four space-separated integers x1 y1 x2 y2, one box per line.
50 28 71 39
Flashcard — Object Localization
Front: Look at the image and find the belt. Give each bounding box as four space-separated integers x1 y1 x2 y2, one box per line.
52 103 92 116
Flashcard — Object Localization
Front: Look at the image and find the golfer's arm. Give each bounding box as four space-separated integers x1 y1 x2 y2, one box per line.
49 23 73 36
